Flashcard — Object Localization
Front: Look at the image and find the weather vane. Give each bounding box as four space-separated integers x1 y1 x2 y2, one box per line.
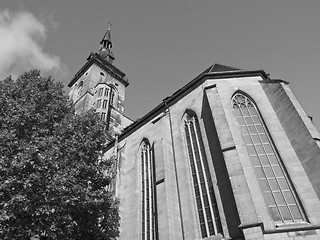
108 21 112 30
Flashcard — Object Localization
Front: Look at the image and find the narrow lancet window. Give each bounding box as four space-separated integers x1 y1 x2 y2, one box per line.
140 140 156 240
232 93 305 223
110 90 115 106
183 111 223 238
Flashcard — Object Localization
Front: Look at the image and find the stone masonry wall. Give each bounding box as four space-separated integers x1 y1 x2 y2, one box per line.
262 82 320 199
110 76 320 240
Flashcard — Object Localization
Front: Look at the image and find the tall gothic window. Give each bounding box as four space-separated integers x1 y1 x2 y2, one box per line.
140 140 156 240
232 92 305 223
183 111 223 238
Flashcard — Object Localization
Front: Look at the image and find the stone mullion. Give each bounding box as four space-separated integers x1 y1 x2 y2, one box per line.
247 102 286 222
187 120 210 237
239 102 281 220
143 148 148 240
253 105 297 221
234 93 305 223
192 117 218 236
147 146 153 240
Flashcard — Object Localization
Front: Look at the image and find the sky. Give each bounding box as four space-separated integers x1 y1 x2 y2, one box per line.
1 0 320 129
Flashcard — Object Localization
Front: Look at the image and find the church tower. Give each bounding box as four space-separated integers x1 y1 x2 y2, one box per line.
68 25 130 142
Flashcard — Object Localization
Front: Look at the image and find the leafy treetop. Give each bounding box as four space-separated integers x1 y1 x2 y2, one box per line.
0 70 119 240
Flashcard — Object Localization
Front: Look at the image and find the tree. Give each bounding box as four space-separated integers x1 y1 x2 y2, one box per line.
0 70 119 240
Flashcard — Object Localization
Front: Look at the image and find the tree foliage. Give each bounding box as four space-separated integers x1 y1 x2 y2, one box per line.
0 70 119 240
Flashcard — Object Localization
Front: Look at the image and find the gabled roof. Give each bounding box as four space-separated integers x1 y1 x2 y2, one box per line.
201 63 243 74
106 63 269 148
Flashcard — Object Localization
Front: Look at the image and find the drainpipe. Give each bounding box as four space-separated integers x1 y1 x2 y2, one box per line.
163 97 185 240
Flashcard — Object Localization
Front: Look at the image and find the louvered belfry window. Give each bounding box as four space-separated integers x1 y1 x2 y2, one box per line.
184 111 223 238
232 93 304 223
140 140 156 240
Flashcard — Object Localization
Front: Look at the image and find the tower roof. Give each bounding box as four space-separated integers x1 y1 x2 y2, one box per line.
100 26 112 48
99 24 114 63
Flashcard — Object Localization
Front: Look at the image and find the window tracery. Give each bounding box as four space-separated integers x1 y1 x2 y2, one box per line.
183 111 223 238
140 140 156 240
232 92 305 223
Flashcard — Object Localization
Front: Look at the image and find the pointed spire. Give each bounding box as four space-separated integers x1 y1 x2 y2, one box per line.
99 22 115 64
100 24 112 49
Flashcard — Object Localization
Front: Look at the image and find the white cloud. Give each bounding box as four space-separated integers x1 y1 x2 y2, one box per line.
0 9 68 80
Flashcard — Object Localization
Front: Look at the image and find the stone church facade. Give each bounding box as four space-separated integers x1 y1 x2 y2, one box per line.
69 28 320 240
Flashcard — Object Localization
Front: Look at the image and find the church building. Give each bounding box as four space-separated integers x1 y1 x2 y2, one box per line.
68 27 320 240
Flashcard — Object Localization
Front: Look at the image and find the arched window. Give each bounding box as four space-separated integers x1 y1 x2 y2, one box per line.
107 85 117 107
140 140 156 240
110 90 115 106
183 111 222 238
232 92 305 223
